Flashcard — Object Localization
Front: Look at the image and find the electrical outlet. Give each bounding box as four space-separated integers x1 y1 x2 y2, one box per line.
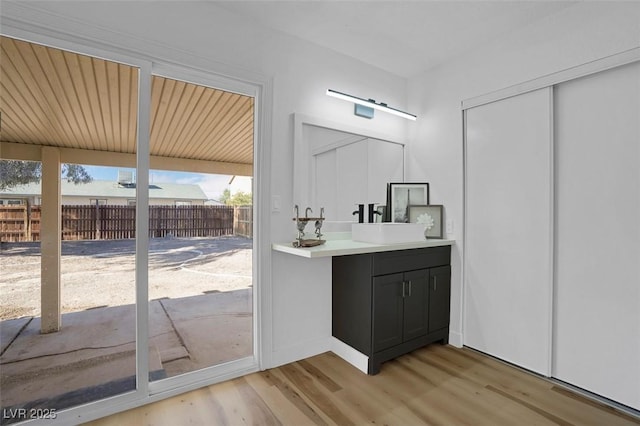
446 219 454 235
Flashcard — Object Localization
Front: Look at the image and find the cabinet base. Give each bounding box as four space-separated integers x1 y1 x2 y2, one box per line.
368 328 449 375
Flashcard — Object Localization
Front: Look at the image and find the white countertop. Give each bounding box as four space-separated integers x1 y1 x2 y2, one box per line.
272 236 455 258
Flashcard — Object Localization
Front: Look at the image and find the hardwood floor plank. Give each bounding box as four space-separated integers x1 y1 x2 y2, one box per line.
145 388 223 426
259 369 328 425
435 347 638 426
398 360 553 425
279 363 354 426
306 353 427 424
427 349 580 424
297 359 342 393
551 386 640 425
243 373 320 426
392 357 552 425
232 376 282 426
428 346 639 426
486 384 574 426
200 385 233 425
87 346 640 426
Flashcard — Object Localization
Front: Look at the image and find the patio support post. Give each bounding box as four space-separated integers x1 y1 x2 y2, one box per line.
40 146 62 333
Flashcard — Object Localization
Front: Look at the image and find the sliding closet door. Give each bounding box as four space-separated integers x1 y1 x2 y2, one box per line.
553 62 640 410
464 88 553 375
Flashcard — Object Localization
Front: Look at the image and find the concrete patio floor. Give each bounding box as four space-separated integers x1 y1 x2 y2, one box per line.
0 288 252 415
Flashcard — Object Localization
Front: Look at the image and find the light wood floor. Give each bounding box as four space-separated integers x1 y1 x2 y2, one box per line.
89 345 640 425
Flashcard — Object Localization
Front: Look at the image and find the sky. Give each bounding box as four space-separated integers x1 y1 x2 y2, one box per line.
83 165 252 202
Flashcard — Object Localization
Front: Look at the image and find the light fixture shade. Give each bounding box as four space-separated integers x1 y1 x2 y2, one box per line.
326 89 417 121
354 103 374 119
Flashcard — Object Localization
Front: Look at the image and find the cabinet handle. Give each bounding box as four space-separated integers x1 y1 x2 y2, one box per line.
402 281 406 298
408 280 412 297
434 276 437 291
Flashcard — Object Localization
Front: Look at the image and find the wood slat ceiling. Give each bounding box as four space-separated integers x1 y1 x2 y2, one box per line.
0 36 254 166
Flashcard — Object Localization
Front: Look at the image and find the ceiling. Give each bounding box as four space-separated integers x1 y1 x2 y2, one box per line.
0 2 577 168
216 1 577 78
0 36 254 168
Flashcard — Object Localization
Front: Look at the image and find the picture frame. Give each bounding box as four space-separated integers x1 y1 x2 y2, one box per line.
408 204 443 239
386 182 430 223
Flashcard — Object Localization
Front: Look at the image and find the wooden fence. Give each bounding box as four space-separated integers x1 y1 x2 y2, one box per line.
0 205 251 242
233 206 253 238
0 205 40 242
149 205 234 239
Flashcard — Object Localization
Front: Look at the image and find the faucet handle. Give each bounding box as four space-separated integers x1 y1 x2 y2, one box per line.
352 204 365 223
368 203 383 223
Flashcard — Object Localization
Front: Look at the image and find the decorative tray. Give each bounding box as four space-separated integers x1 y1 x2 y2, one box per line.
292 239 326 248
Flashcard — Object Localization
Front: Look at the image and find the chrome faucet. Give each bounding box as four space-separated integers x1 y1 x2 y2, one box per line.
292 205 326 247
294 205 306 238
314 207 324 238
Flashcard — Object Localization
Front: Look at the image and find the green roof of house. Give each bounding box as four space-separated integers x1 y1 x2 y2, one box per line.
1 180 208 201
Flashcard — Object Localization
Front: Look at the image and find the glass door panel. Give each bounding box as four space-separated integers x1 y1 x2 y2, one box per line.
147 75 254 380
0 35 139 418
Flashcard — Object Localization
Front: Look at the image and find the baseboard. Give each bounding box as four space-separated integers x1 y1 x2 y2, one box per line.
330 337 368 374
270 333 462 373
449 330 463 348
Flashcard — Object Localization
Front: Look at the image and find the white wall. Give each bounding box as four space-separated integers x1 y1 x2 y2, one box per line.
406 2 640 345
1 1 408 368
9 0 638 375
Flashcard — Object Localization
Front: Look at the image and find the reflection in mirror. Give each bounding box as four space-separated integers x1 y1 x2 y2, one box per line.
293 114 404 226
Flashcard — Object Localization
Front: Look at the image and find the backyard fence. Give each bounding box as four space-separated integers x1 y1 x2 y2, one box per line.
233 206 253 238
0 205 252 242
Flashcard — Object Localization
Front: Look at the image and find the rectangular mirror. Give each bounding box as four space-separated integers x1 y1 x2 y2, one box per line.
293 114 405 226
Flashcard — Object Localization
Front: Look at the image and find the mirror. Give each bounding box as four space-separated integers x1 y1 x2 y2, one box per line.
293 113 405 227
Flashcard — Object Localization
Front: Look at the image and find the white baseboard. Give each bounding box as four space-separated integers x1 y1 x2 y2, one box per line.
449 330 463 348
330 337 368 374
270 333 462 373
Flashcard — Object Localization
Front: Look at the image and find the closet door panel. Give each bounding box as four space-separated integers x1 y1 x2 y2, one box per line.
554 62 640 410
464 87 553 375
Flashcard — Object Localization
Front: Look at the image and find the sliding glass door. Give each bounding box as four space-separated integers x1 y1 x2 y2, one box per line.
146 74 255 383
0 31 261 422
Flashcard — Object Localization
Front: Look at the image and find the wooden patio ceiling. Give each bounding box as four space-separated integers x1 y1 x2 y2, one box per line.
0 36 254 170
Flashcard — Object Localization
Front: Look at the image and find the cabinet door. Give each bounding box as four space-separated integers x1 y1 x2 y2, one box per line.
428 266 451 333
372 273 404 352
402 269 429 341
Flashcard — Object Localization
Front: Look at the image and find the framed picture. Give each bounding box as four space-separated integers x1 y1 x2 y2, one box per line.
386 183 430 223
408 204 443 239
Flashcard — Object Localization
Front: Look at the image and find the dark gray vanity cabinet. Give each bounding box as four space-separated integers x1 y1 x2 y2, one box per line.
332 246 451 375
372 268 430 352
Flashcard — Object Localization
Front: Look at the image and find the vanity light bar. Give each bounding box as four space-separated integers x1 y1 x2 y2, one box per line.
326 89 417 121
